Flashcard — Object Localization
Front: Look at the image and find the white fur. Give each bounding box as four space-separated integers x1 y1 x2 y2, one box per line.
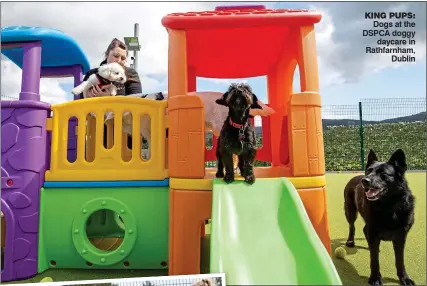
104 91 275 161
71 63 127 96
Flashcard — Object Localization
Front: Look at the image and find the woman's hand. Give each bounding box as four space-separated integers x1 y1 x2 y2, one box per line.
86 84 113 98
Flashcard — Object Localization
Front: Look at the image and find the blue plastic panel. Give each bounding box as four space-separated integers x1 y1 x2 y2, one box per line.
1 26 90 73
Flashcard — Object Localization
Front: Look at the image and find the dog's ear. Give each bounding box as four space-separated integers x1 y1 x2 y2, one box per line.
250 93 262 109
107 65 113 77
98 65 111 78
366 149 378 169
388 149 407 174
215 92 229 106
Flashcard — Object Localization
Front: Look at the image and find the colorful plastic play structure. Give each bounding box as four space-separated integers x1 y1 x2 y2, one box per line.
1 6 342 285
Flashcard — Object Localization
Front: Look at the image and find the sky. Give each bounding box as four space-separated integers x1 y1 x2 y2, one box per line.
1 2 426 121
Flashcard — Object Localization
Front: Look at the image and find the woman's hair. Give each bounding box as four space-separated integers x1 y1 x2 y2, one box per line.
100 38 127 64
100 38 138 83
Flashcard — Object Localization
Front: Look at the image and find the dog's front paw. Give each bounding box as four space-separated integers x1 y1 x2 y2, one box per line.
244 174 255 185
224 173 234 184
399 276 415 285
71 88 81 95
345 240 355 248
216 171 224 178
238 167 245 177
368 274 383 285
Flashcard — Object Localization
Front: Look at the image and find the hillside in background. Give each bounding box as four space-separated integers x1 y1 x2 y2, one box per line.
255 111 426 134
322 111 426 127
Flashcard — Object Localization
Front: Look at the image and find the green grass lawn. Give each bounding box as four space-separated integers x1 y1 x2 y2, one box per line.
6 172 426 285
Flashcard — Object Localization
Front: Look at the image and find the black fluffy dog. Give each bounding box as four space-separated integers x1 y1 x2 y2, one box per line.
215 83 262 185
344 149 415 285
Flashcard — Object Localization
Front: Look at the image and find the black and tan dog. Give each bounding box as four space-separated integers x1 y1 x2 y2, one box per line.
344 149 415 285
215 83 262 185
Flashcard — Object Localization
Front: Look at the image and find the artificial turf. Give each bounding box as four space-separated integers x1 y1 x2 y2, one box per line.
5 172 426 285
327 172 426 285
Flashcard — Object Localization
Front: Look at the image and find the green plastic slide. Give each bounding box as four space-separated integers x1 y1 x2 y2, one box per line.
210 177 342 285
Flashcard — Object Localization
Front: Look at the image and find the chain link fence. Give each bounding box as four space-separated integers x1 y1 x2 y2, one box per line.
323 98 426 171
1 94 19 101
322 105 362 171
4 95 425 171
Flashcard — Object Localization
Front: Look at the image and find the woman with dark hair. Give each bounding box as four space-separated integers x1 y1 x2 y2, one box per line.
79 38 142 149
79 38 142 99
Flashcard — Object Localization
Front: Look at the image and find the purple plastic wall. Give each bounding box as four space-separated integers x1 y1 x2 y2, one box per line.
40 65 83 166
1 40 83 281
1 100 50 282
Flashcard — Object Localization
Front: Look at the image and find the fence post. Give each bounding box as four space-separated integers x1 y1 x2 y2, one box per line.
358 101 365 170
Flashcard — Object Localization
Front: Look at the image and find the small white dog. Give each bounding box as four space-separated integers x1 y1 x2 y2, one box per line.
71 62 127 96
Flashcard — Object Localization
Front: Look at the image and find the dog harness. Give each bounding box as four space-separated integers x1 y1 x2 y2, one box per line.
95 73 112 89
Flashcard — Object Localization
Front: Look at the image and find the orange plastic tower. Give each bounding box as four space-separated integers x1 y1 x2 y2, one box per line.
163 6 330 276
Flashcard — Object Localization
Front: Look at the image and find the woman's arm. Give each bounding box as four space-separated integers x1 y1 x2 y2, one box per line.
125 67 142 95
78 69 97 99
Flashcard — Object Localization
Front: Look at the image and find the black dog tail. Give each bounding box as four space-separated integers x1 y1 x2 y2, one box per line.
343 175 362 248
343 176 361 218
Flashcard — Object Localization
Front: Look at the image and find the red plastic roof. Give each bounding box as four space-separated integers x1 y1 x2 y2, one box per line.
162 7 322 79
162 8 322 30
215 5 267 11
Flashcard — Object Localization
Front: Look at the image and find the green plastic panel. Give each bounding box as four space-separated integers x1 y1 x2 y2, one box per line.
210 177 342 285
38 186 169 272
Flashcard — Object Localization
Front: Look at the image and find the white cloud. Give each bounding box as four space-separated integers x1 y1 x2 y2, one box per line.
309 10 347 87
199 78 233 87
140 75 162 93
1 58 71 104
197 77 250 90
1 2 425 102
1 2 222 101
310 2 426 87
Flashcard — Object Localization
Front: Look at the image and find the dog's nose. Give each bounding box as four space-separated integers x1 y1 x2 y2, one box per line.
361 178 371 188
120 77 124 81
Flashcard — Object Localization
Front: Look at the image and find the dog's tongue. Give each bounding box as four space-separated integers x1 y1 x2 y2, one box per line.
366 188 380 198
